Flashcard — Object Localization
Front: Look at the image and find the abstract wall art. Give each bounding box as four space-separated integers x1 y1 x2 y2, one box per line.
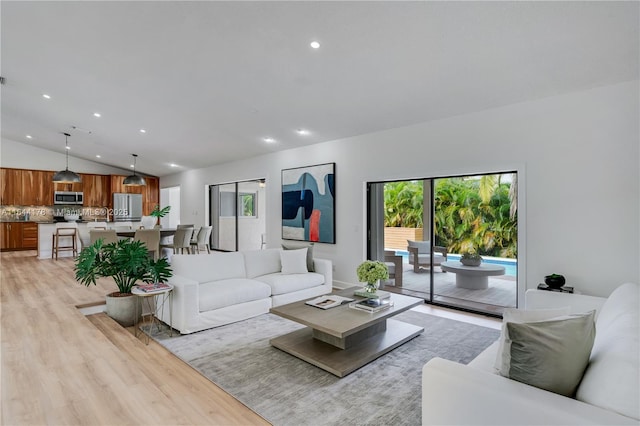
281 162 335 244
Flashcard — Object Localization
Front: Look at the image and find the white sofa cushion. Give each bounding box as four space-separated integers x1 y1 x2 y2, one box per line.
171 252 246 282
576 283 639 420
199 278 271 312
243 248 282 278
256 272 325 295
280 248 308 274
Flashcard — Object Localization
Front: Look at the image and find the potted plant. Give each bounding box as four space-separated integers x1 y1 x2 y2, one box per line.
356 260 389 294
460 252 483 266
150 205 171 228
544 273 566 289
75 239 172 326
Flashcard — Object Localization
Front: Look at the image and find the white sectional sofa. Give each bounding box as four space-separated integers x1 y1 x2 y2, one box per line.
422 282 639 425
160 248 332 334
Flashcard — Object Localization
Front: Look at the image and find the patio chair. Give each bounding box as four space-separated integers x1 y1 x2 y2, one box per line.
407 240 448 273
384 250 403 287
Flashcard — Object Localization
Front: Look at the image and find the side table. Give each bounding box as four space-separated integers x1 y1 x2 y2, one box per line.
132 284 174 344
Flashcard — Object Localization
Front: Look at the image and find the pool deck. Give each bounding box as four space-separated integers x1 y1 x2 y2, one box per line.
382 262 518 313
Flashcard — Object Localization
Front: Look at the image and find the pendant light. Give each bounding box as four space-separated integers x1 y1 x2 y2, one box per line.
52 132 82 183
123 154 146 186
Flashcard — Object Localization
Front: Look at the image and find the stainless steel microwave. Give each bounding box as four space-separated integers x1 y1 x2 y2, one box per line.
54 191 84 205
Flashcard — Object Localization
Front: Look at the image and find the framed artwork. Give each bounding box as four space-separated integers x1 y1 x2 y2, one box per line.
282 162 335 244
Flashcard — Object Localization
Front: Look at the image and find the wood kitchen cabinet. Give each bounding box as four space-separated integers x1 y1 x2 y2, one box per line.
22 170 55 205
0 222 37 251
143 177 160 215
1 168 22 205
82 174 110 207
110 175 143 195
53 180 83 192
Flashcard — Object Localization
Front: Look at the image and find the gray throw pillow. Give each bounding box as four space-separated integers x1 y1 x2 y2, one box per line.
506 310 596 397
281 242 315 272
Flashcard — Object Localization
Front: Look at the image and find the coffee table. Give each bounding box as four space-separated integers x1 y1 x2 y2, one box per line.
269 287 424 377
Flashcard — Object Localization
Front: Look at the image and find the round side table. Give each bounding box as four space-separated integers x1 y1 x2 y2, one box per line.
132 284 174 344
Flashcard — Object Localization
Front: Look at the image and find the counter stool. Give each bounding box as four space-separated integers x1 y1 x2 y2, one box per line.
52 223 78 260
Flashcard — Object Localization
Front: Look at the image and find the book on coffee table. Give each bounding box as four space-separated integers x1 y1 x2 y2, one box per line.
305 295 354 310
135 282 172 293
349 298 394 313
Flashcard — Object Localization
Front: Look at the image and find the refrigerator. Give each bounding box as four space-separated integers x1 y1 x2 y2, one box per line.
113 193 143 222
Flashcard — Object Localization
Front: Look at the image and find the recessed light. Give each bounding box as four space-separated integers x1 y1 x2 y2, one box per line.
95 154 101 158
130 164 135 168
42 94 51 99
139 129 147 133
310 41 320 49
263 137 276 143
93 112 101 118
296 129 310 136
169 163 178 168
66 146 71 150
26 135 33 139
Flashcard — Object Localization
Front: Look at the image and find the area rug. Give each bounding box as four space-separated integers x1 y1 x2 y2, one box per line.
150 311 499 426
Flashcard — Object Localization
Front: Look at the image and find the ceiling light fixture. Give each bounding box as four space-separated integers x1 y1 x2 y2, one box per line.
296 129 310 135
123 154 146 186
26 135 33 139
42 94 51 99
95 155 101 158
93 112 101 118
263 137 276 143
310 41 320 49
52 133 82 183
140 129 146 133
169 163 178 168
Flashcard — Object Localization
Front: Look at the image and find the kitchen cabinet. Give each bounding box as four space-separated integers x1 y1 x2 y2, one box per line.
0 222 37 251
21 222 38 249
82 174 110 207
143 177 160 215
53 180 83 192
110 175 143 195
1 169 22 205
22 170 55 205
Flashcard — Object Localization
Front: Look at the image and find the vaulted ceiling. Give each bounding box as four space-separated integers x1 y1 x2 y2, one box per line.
2 1 638 176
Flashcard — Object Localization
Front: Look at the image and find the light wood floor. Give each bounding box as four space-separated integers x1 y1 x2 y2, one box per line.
0 250 269 425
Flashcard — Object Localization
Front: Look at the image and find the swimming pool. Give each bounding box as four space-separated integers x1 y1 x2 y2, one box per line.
392 250 518 276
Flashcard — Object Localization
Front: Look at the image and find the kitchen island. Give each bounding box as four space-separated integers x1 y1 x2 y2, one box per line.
37 221 142 259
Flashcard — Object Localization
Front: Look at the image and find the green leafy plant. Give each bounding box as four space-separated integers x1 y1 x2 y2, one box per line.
460 252 483 261
150 205 171 218
356 260 389 284
75 239 172 294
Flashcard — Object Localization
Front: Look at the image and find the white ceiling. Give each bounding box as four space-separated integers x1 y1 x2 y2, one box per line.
1 1 638 177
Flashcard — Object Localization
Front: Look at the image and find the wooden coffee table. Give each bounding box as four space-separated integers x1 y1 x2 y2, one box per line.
269 287 424 377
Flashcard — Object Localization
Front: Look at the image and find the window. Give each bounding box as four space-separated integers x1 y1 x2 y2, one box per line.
220 192 257 217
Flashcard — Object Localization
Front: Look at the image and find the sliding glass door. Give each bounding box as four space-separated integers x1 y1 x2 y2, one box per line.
209 179 266 252
367 172 518 316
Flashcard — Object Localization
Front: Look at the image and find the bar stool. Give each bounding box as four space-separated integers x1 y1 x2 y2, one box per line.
51 223 78 260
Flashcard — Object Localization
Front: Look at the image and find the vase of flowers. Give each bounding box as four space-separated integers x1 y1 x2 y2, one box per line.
356 260 389 294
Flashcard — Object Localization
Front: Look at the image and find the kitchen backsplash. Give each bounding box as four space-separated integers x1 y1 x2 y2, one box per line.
0 205 109 222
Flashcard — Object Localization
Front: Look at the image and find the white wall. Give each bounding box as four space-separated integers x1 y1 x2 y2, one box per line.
162 81 639 299
1 138 133 175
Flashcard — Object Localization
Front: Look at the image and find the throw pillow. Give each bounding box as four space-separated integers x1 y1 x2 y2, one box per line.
282 242 315 272
280 248 308 274
505 310 596 397
494 307 571 373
